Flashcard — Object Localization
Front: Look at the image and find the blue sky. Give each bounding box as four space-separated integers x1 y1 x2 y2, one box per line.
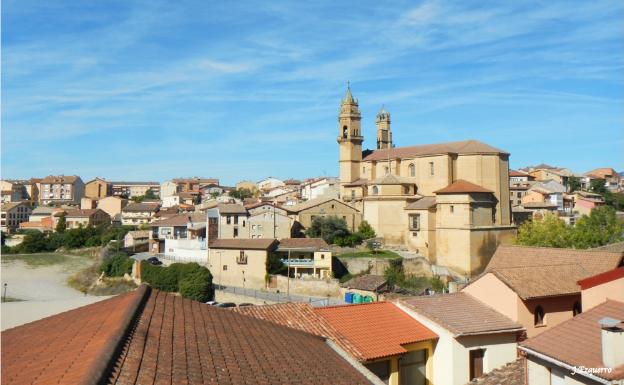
2 0 623 185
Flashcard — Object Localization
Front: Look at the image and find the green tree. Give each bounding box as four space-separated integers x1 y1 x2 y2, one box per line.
18 231 49 253
230 188 253 200
100 253 134 277
55 213 66 233
572 206 624 248
590 179 607 194
144 189 157 199
356 220 376 239
266 253 287 275
515 214 572 248
306 216 351 244
63 228 89 249
604 191 624 211
567 176 581 193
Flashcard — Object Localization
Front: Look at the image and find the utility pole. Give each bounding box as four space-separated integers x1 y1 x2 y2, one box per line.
2 283 6 302
286 249 291 300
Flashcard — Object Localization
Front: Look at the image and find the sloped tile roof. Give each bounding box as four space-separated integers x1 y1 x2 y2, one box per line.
405 196 436 210
149 213 205 227
288 197 357 213
399 293 523 336
64 208 105 218
520 300 624 381
466 359 525 385
434 180 493 194
509 170 528 177
2 286 147 385
315 302 438 361
217 203 248 214
363 140 508 161
40 175 80 184
278 237 330 250
233 302 362 360
122 202 160 212
481 245 623 299
2 286 375 385
341 275 388 292
593 241 624 253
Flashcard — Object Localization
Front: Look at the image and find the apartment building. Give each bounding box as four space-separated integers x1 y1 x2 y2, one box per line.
39 175 84 205
84 178 111 199
121 202 160 225
1 202 32 233
109 181 160 198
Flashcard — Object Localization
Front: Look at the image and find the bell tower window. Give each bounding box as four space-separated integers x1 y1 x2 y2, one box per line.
343 126 348 139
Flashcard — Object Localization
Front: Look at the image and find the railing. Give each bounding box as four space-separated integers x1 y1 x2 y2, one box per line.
280 258 314 266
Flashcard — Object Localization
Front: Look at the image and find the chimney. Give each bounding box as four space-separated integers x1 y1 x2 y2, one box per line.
599 317 624 368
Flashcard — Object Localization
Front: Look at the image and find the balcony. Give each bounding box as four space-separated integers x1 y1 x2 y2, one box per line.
281 258 314 266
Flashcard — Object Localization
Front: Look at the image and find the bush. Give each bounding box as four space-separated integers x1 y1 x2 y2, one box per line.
307 216 352 244
179 269 214 302
356 220 376 240
100 253 134 277
141 261 214 301
334 233 363 247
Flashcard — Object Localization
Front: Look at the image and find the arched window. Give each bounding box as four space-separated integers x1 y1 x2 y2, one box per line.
342 126 348 139
573 301 582 316
372 186 379 195
384 166 389 175
534 306 545 326
409 163 416 177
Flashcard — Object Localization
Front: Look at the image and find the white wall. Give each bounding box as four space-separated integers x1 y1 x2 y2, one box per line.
163 238 208 263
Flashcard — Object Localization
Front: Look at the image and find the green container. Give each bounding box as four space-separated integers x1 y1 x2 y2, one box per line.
353 293 362 304
364 296 373 303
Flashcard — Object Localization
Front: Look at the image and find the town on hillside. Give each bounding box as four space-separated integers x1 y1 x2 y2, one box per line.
2 87 624 385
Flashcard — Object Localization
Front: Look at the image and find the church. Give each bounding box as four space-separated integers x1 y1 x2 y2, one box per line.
337 85 516 276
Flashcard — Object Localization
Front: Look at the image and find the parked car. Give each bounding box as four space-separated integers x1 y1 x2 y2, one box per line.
146 256 162 265
238 303 254 307
215 302 236 308
205 301 219 306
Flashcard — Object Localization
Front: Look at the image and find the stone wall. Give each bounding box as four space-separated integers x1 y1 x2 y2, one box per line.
272 275 341 298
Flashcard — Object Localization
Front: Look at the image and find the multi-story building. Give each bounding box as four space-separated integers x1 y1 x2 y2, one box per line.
206 203 249 239
121 202 160 225
1 202 32 233
256 177 284 192
84 178 111 199
172 177 219 193
300 177 339 201
39 175 85 205
96 196 128 219
109 181 160 198
64 209 111 229
335 86 515 275
246 202 293 239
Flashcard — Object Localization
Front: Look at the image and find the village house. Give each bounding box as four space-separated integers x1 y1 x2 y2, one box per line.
1 202 32 233
39 175 85 205
257 176 285 192
300 177 340 200
172 177 219 193
207 238 278 289
578 267 624 312
64 208 111 229
519 300 624 385
246 202 293 239
148 213 206 258
462 245 624 338
340 274 390 301
84 177 111 199
18 206 65 232
276 237 333 279
288 196 362 233
0 180 27 203
123 230 151 248
524 164 575 189
120 202 160 225
206 203 249 239
1 285 380 385
335 86 516 276
582 167 622 191
109 181 160 198
574 190 606 216
235 180 258 192
396 293 524 385
96 196 128 219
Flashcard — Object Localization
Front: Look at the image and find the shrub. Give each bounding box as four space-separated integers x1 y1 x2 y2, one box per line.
100 253 134 277
307 216 352 244
179 269 214 302
356 220 376 240
140 262 214 301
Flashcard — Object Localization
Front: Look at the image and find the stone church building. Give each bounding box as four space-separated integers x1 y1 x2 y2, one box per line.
337 86 516 276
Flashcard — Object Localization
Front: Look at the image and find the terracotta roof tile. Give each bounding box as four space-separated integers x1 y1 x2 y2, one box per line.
399 293 523 336
64 208 105 218
278 237 330 250
217 203 248 214
520 300 624 381
405 196 436 210
509 170 528 177
363 140 508 161
466 359 525 385
341 275 388 292
480 245 623 299
434 180 493 194
315 302 438 361
122 202 160 213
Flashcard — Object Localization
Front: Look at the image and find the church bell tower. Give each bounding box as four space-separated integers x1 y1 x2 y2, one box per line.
337 83 363 191
376 106 392 149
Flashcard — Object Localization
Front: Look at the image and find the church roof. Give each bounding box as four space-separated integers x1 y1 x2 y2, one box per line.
372 174 416 185
342 83 357 104
362 140 508 161
434 180 493 194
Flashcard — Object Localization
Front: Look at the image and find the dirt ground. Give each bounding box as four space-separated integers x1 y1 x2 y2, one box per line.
1 254 110 330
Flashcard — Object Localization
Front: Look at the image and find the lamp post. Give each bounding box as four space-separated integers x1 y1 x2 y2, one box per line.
2 283 7 302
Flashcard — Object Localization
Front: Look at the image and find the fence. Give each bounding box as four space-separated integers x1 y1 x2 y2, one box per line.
151 252 207 264
216 285 344 307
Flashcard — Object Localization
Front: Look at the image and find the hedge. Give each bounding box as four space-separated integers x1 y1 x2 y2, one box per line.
100 253 134 277
141 262 214 302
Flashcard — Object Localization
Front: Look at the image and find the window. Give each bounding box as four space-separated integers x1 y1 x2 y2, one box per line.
429 162 434 176
409 214 421 230
384 166 389 175
237 251 248 265
372 186 379 195
534 305 545 326
223 265 227 271
351 190 355 199
450 205 454 213
233 228 238 238
343 126 348 138
517 192 522 198
469 349 485 380
409 163 416 177
403 185 410 195
226 215 231 225
573 301 582 316
320 254 325 259
234 215 239 225
400 349 427 385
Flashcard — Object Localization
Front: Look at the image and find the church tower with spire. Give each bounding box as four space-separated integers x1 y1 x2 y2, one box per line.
376 106 392 149
337 83 363 191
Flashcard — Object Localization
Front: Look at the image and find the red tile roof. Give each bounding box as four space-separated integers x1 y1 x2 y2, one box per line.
2 286 376 385
363 140 508 161
520 300 624 381
509 169 528 177
278 237 330 250
434 179 494 194
577 267 624 290
209 238 278 250
315 302 438 361
468 359 525 385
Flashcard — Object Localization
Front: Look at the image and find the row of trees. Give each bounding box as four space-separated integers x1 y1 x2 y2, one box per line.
516 206 624 249
306 217 376 246
2 223 133 254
